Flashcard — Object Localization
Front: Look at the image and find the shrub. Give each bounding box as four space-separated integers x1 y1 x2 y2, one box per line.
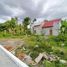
30 51 39 60
43 60 55 67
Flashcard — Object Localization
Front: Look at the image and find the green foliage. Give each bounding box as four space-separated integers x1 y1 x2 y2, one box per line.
60 20 67 34
23 17 31 34
0 17 29 36
30 51 39 60
43 60 66 67
0 17 67 67
43 60 55 67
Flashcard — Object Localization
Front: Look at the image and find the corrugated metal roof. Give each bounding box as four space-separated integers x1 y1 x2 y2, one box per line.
42 19 61 28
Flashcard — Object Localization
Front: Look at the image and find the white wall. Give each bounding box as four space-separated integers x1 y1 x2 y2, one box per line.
42 27 52 35
42 23 61 36
52 22 61 36
33 26 42 35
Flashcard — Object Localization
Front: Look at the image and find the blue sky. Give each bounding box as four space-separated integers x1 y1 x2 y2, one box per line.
0 0 67 22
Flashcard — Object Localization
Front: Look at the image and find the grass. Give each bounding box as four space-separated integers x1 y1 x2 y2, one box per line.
0 33 67 67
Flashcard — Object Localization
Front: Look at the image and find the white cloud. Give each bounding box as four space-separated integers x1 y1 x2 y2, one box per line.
0 19 5 23
0 16 11 23
5 5 25 16
0 0 67 22
11 8 25 16
41 0 62 14
32 0 41 6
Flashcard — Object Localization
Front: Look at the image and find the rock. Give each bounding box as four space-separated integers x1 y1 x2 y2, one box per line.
35 53 43 63
35 52 60 64
23 55 35 65
43 53 48 60
49 55 57 61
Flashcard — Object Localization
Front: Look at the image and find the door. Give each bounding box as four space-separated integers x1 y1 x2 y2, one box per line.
50 29 52 35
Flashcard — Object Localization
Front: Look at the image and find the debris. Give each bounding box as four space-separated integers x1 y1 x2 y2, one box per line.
24 55 33 64
35 52 60 64
35 53 43 63
43 52 49 60
4 45 14 51
17 53 26 60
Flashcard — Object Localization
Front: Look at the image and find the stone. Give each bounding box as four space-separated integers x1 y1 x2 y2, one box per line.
35 53 43 63
23 55 34 65
43 53 48 60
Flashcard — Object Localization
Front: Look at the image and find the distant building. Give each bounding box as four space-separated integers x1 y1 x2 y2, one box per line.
31 18 61 36
30 18 45 35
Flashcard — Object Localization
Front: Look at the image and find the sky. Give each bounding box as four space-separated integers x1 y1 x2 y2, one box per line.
0 0 67 22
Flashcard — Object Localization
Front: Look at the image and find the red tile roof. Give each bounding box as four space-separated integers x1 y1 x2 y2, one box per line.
42 19 61 28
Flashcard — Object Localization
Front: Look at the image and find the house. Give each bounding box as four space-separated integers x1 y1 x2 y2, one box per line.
31 18 61 36
41 19 61 36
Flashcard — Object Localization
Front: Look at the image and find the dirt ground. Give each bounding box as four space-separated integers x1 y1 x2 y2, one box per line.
0 39 24 51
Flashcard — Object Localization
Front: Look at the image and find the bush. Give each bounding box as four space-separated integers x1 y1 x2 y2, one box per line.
30 51 39 60
43 60 55 67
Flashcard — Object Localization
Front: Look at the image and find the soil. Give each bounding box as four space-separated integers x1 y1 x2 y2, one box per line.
0 39 24 51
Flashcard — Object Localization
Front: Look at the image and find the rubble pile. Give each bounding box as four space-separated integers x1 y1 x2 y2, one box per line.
15 51 60 65
35 52 60 64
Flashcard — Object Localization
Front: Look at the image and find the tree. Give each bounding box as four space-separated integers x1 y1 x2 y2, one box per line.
23 17 31 34
33 18 36 22
3 17 18 34
0 23 6 31
61 20 67 34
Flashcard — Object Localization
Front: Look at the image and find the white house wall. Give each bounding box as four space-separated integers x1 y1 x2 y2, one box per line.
52 28 59 36
42 28 52 35
33 26 42 35
42 22 61 36
52 22 61 36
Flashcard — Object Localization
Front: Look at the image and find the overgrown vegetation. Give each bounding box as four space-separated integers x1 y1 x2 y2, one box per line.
0 17 31 38
15 34 67 67
0 17 67 67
